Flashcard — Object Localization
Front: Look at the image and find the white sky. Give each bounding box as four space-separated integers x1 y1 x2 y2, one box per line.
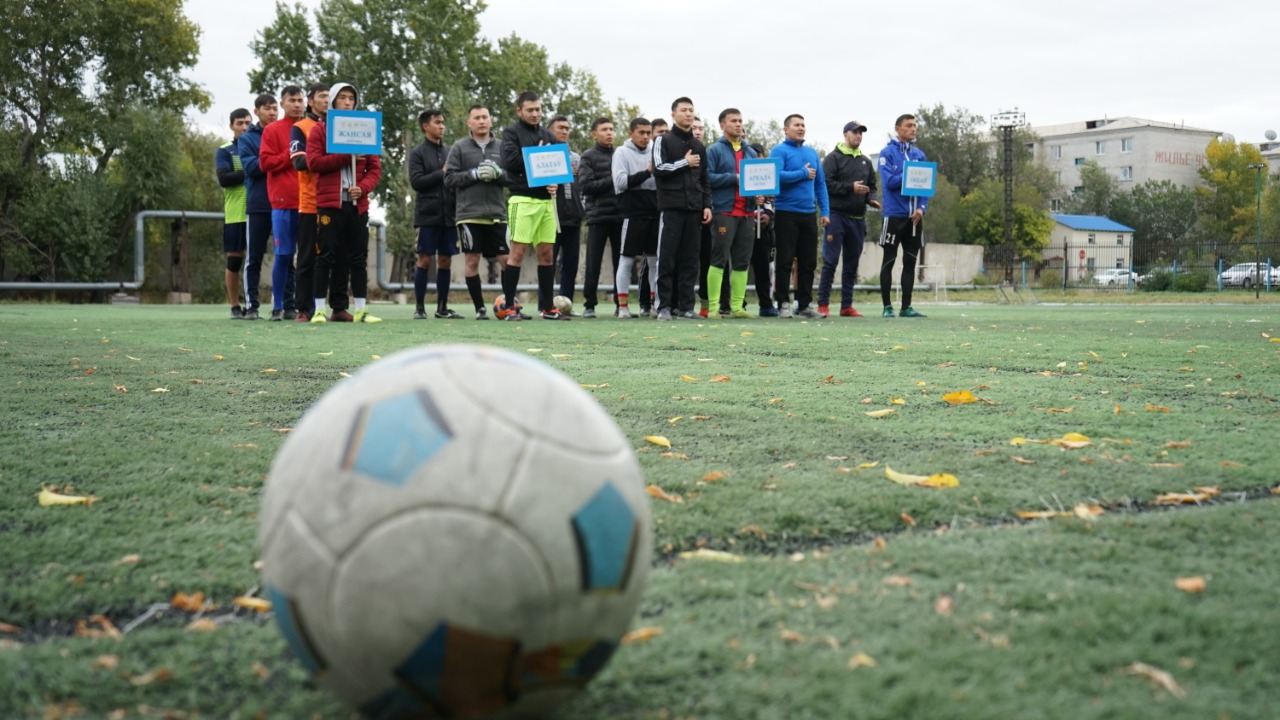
186 0 1278 150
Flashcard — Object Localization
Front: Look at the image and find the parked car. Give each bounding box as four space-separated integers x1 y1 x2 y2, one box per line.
1092 269 1137 286
1218 263 1280 289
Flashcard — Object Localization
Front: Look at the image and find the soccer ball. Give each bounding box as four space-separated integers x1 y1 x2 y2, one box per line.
493 295 522 320
258 345 652 718
553 295 573 315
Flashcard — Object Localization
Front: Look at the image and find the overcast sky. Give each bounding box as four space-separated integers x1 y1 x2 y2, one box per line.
186 0 1278 150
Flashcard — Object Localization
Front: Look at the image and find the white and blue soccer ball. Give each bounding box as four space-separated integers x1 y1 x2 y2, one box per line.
258 344 652 719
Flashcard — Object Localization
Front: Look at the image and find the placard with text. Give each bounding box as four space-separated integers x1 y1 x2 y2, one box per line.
901 161 937 197
326 110 383 155
738 158 781 197
522 144 573 187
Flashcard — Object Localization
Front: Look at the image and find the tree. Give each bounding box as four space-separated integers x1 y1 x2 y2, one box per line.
1196 137 1267 245
913 104 991 196
957 178 1054 264
1108 180 1198 267
918 175 963 245
1064 160 1119 216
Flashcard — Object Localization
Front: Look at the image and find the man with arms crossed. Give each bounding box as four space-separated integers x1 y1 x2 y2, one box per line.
877 113 929 318
769 114 830 318
445 104 509 320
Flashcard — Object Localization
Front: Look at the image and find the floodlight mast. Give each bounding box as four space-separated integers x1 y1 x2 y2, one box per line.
1247 162 1267 299
993 110 1026 283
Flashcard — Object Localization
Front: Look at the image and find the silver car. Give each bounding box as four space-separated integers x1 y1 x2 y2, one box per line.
1092 269 1137 287
1218 263 1279 289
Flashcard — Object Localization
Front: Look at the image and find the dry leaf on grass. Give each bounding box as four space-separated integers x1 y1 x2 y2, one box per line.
170 592 206 612
883 575 914 587
38 487 97 507
1124 662 1187 699
864 408 897 418
885 466 959 488
934 596 954 616
847 652 877 669
1175 576 1206 594
709 375 731 383
186 618 219 632
873 536 887 551
646 485 684 504
942 390 978 405
900 513 916 526
92 654 120 669
1011 456 1036 465
75 615 122 640
0 622 20 634
701 470 727 483
679 375 699 382
644 435 671 448
1145 404 1173 413
117 554 140 565
659 452 690 460
128 668 174 687
621 627 663 644
677 549 743 563
1165 441 1192 449
233 597 272 613
1154 488 1217 505
1016 504 1105 520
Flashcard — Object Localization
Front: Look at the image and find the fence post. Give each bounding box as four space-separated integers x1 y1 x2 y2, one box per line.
1062 241 1068 291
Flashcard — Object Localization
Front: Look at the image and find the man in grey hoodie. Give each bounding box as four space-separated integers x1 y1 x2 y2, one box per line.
444 104 511 320
611 117 659 318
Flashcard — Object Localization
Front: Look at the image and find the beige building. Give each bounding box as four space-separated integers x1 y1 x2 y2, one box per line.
1047 214 1135 282
1030 117 1220 211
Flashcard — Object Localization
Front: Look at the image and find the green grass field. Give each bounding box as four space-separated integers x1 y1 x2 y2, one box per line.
2 301 1278 719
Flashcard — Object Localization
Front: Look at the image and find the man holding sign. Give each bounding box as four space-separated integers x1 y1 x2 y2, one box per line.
306 83 382 323
877 113 929 318
499 91 569 321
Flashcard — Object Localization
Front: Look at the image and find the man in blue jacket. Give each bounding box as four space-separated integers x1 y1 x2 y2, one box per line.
705 108 759 318
237 93 278 321
769 114 829 318
877 113 928 318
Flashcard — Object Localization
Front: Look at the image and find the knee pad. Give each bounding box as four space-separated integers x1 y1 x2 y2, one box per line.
226 255 244 272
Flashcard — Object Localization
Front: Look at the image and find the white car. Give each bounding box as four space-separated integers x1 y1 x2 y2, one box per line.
1092 269 1137 287
1218 263 1279 289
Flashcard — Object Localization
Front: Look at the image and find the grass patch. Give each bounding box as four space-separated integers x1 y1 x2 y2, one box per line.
1 303 1278 718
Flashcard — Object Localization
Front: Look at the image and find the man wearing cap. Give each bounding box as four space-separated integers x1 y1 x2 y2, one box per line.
877 114 929 318
817 120 879 317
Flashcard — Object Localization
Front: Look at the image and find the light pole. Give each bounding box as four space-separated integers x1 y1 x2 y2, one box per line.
992 109 1025 284
1247 162 1266 299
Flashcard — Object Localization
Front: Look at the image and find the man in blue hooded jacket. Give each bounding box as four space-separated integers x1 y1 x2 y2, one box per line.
237 93 278 320
768 114 829 318
876 113 929 318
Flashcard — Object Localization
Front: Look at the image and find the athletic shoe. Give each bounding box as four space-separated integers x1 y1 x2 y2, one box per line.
413 309 429 320
243 308 260 321
353 309 382 323
680 310 698 319
230 306 244 320
640 307 652 318
617 306 632 319
436 309 462 319
656 309 673 321
541 310 570 321
840 307 863 318
283 309 298 321
515 310 531 320
759 306 779 317
269 309 284 321
882 306 895 318
817 304 830 317
796 306 821 319
310 309 328 324
900 306 927 318
731 309 750 319
475 307 489 320
294 311 310 323
583 307 596 319
779 306 793 319
331 309 355 322
699 306 709 318
503 311 523 321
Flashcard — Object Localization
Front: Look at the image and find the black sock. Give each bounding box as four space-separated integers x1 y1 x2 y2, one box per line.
501 265 520 308
537 264 554 312
435 268 450 311
466 274 484 310
413 266 428 310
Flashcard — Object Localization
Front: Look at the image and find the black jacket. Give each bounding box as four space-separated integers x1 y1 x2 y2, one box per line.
652 126 710 213
822 146 878 218
579 143 619 224
409 137 455 227
499 120 555 200
555 149 584 227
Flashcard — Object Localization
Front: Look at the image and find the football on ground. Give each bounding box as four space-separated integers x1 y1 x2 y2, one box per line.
258 345 652 719
553 295 573 315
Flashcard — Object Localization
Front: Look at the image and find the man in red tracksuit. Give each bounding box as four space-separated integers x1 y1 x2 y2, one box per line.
258 84 305 320
306 83 383 323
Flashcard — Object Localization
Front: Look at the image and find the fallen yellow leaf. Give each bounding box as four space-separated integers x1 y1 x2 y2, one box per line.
680 375 699 382
260 369 277 374
0 622 20 634
1165 441 1192 449
934 595 954 616
1062 432 1090 442
1011 456 1036 465
857 461 880 469
883 575 914 586
677 549 742 563
644 435 672 448
942 390 978 405
701 470 727 483
900 513 916 526
186 618 219 632
659 452 690 460
885 466 959 488
848 652 878 669
117 554 140 565
889 397 906 405
1124 662 1187 699
150 388 169 393
621 627 663 644
38 488 96 507
668 416 683 424
128 668 173 687
1175 576 1206 593
170 591 206 612
709 375 731 383
1145 404 1172 413
233 596 272 613
646 485 684 504
1154 491 1214 505
91 654 119 669
864 408 897 418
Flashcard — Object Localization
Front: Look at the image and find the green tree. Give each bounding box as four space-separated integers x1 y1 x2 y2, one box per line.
913 104 991 196
1196 137 1267 245
1064 160 1119 216
919 175 963 245
1108 180 1198 267
958 178 1054 264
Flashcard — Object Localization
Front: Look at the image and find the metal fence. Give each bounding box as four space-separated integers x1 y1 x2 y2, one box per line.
1010 240 1280 293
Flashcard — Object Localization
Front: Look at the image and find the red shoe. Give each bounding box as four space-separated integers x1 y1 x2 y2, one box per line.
698 307 709 318
331 309 355 322
294 311 311 323
840 307 863 318
817 304 830 317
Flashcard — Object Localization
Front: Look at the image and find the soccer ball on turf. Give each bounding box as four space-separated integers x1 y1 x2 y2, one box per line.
553 295 573 315
493 295 522 320
258 344 652 719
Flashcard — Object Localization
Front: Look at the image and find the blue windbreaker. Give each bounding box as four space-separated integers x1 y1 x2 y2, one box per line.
877 139 929 218
769 138 829 216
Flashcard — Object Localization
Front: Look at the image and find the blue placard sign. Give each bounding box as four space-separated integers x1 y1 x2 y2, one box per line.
326 110 383 155
901 161 937 197
522 144 573 187
739 158 781 196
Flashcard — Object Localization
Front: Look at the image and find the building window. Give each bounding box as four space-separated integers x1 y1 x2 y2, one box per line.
1050 198 1062 212
1072 186 1083 195
1116 234 1125 245
1121 137 1134 153
1087 233 1096 245
1120 166 1134 181
1095 141 1106 155
1055 171 1062 183
1087 257 1096 271
1074 157 1085 166
1051 145 1062 159
1116 257 1125 268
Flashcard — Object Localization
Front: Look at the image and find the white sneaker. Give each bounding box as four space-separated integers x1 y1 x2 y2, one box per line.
779 305 793 318
617 306 632 319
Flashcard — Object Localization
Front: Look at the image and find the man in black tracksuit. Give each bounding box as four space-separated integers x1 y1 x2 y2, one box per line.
578 118 622 317
408 108 458 319
817 120 880 317
652 97 712 321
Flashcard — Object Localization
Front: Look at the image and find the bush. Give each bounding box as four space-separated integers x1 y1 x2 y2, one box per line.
1172 270 1212 292
1139 270 1173 292
971 273 992 286
1037 269 1062 289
